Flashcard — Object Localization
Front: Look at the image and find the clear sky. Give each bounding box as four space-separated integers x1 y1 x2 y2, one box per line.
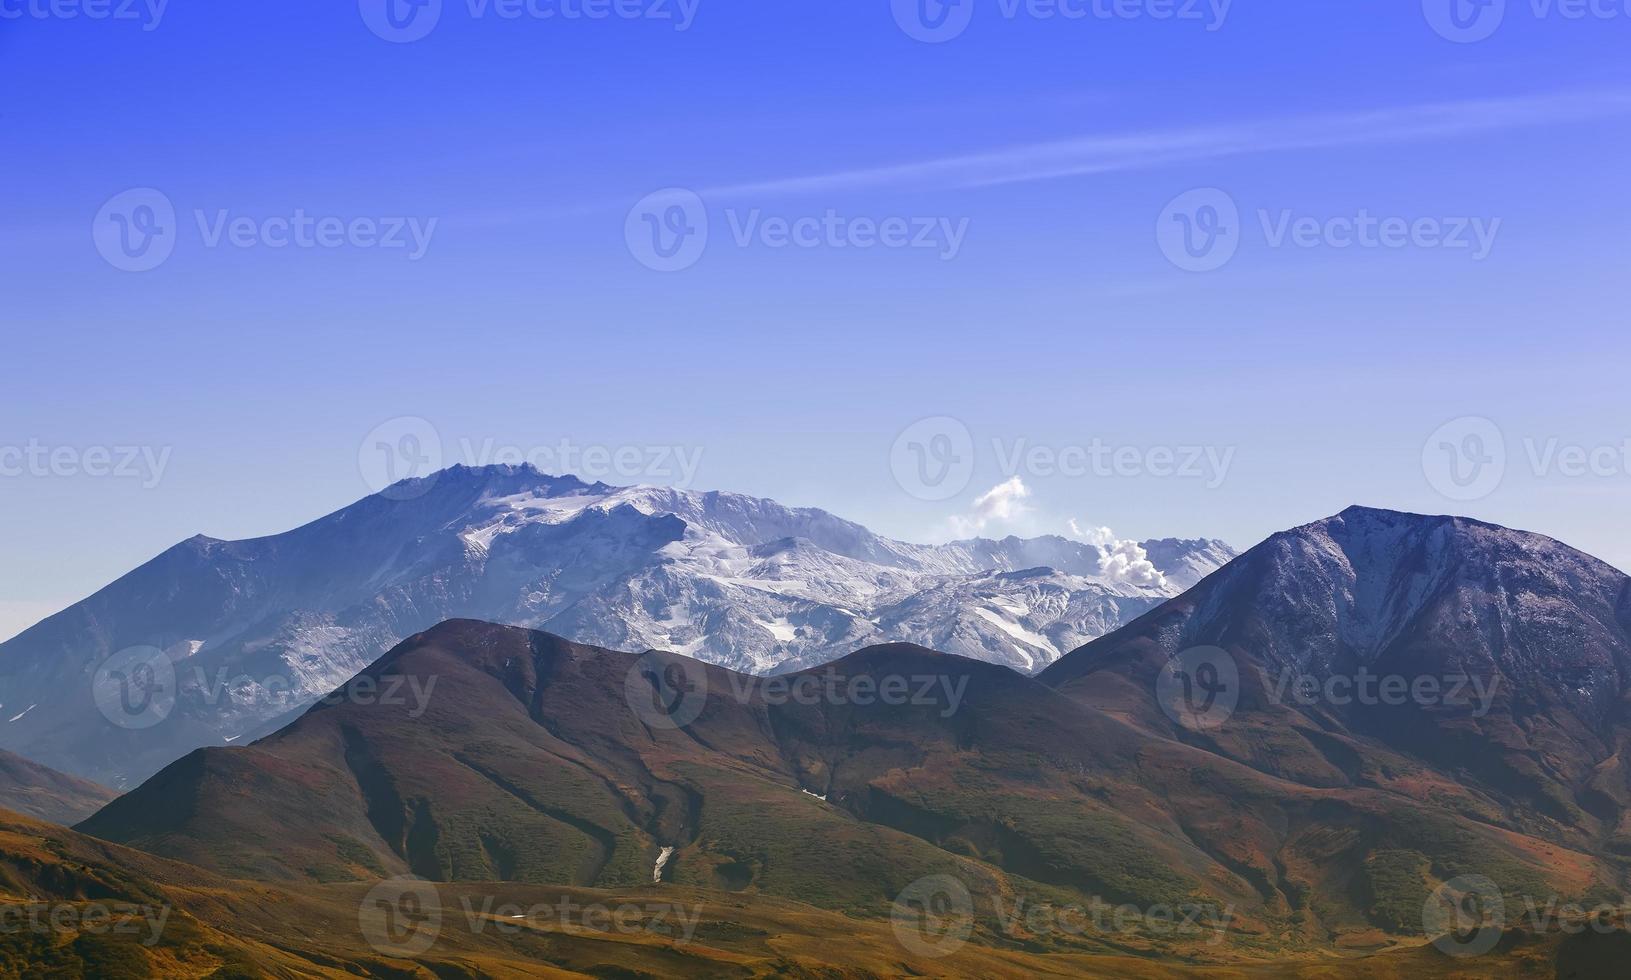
3 1 1629 641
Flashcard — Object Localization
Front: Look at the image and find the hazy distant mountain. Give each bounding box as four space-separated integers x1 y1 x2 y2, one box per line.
0 748 115 825
0 465 1231 786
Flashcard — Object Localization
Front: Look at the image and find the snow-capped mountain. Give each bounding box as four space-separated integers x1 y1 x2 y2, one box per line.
0 465 1232 785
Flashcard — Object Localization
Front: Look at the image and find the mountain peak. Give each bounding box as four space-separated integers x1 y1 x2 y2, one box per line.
1323 503 1531 535
818 641 984 676
1297 505 1590 568
417 462 608 496
1048 501 1630 728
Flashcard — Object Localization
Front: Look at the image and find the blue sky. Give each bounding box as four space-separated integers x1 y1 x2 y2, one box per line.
3 1 1630 640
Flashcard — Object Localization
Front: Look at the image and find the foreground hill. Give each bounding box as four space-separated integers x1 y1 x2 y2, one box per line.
0 801 1170 977
0 805 348 976
27 796 1602 978
0 464 1231 787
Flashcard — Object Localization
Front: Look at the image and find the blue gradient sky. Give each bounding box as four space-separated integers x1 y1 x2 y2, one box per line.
3 1 1630 640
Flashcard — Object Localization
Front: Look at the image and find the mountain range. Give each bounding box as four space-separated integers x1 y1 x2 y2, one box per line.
0 465 1232 787
75 506 1631 969
0 501 1624 974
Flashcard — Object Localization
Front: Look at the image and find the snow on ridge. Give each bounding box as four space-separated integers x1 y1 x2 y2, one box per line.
970 608 1053 668
754 617 799 643
0 466 1242 785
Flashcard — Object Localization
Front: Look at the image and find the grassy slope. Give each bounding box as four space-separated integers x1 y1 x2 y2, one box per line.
9 803 1618 980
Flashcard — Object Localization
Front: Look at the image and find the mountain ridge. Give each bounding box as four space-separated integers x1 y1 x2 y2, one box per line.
78 599 1622 958
0 464 1232 786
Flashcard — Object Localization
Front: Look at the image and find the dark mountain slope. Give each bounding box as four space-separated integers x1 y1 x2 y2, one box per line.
1043 505 1631 859
81 613 1610 956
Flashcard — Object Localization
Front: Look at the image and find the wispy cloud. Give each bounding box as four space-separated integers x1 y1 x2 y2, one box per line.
461 87 1631 228
700 89 1631 200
